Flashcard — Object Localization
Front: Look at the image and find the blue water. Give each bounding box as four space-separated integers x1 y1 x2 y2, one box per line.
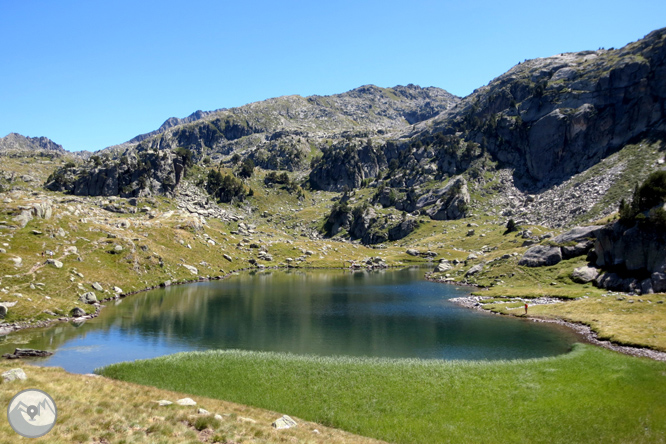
0 268 580 373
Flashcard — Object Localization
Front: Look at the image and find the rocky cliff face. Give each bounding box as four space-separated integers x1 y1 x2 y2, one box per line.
415 27 666 189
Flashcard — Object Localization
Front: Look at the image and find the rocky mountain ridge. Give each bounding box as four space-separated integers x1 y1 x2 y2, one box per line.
103 84 459 164
0 133 67 156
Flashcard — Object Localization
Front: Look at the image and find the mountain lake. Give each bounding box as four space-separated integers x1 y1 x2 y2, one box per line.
0 267 583 373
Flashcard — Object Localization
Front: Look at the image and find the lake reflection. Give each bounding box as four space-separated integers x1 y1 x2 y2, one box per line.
0 268 581 373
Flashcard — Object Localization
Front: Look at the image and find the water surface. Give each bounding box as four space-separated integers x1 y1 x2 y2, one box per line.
0 268 581 373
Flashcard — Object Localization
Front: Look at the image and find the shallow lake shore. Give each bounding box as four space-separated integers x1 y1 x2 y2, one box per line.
450 294 666 361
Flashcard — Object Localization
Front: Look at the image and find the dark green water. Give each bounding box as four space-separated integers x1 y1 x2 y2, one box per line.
0 268 581 373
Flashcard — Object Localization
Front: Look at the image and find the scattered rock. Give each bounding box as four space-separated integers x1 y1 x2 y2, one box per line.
223 254 232 262
113 286 123 294
46 258 63 269
182 264 198 275
572 266 599 284
9 256 22 267
91 282 103 291
3 348 53 359
198 408 210 415
176 398 197 406
71 307 86 317
272 415 298 429
465 264 484 276
406 248 420 256
238 417 257 424
2 368 27 382
79 292 98 304
156 400 173 406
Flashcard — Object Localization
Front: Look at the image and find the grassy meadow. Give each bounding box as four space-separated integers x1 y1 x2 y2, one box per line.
99 345 666 444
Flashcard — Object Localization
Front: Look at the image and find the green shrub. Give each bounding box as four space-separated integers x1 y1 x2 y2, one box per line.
237 157 255 178
207 170 247 203
192 415 221 431
175 147 194 168
636 170 666 212
618 171 666 226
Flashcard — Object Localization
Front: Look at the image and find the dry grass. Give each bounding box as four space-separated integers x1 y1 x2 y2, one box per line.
527 294 666 350
0 360 386 444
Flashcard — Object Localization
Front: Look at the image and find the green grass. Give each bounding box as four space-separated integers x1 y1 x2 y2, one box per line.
99 345 666 444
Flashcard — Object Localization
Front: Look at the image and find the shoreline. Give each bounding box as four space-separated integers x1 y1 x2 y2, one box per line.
447 294 666 362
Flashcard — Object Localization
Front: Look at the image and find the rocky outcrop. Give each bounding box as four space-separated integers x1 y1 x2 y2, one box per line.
388 218 418 241
0 133 67 155
309 140 387 191
519 225 601 267
518 245 563 267
413 28 666 189
349 207 387 245
12 200 54 228
46 149 187 197
594 222 666 273
424 177 470 220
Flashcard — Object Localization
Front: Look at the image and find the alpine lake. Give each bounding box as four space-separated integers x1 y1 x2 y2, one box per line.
0 267 582 373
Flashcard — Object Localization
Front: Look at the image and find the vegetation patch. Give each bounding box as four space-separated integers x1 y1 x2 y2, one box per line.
99 346 666 444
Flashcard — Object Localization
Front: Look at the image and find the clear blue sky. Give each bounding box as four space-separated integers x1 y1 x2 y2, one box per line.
1 0 664 152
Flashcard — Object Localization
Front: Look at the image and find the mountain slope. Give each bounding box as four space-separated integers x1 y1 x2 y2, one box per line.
308 27 666 228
